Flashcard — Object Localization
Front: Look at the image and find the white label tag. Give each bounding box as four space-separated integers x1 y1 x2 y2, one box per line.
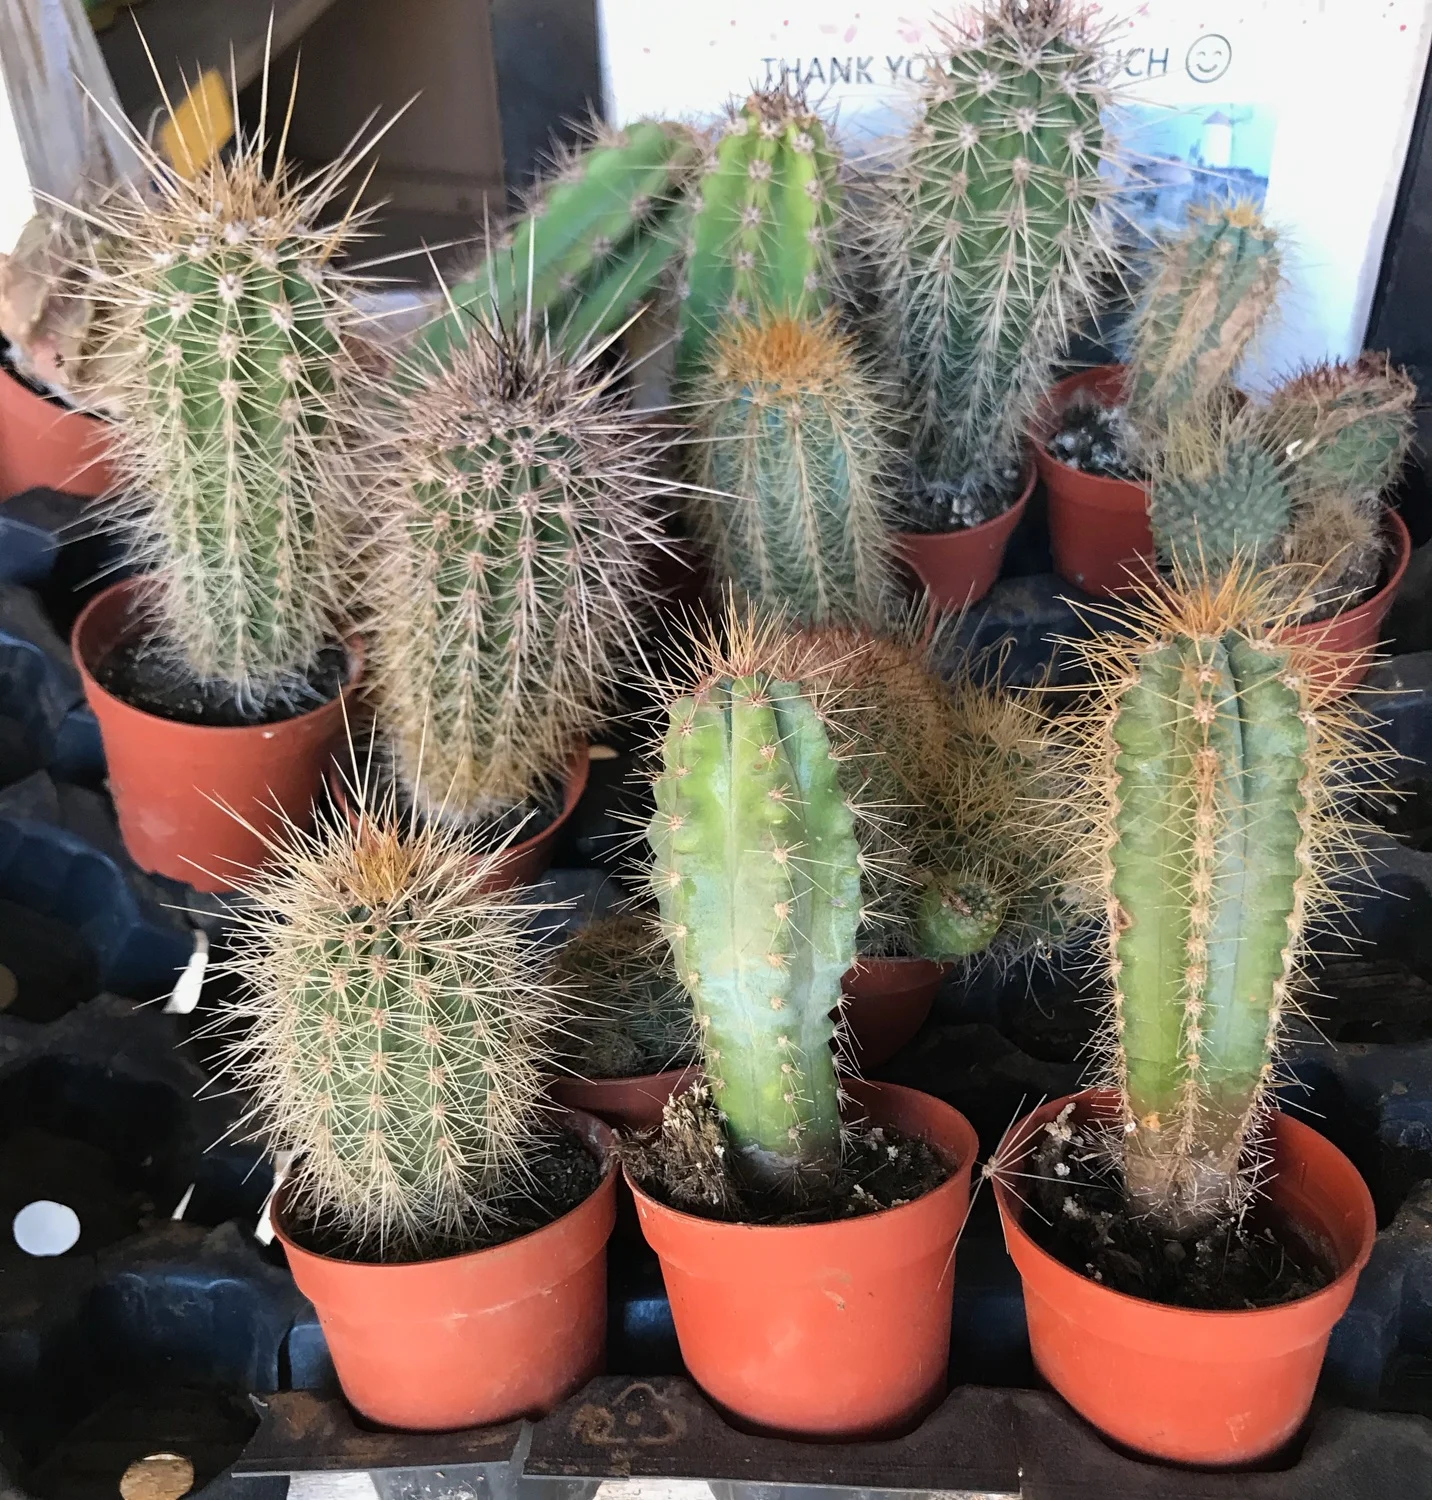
594 1483 715 1500
254 1149 297 1246
288 1475 381 1500
163 930 209 1015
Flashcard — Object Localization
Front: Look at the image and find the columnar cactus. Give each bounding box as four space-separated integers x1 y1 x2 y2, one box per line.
216 795 571 1259
363 315 669 823
676 86 841 382
646 670 861 1193
691 314 896 626
1126 201 1282 438
875 1 1118 524
419 120 698 366
79 116 373 697
1060 568 1390 1235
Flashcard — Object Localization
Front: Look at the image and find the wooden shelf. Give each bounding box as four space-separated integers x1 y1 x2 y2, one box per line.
99 0 343 133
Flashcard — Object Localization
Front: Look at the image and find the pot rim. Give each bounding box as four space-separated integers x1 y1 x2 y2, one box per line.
553 1063 698 1091
71 575 365 739
891 458 1036 544
1028 362 1132 460
993 1087 1376 1322
624 1077 978 1239
273 1105 617 1274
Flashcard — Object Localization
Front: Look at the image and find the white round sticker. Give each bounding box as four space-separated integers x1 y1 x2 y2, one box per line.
13 1200 81 1256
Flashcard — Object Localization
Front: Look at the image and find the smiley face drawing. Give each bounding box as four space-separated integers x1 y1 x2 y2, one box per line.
1186 33 1233 84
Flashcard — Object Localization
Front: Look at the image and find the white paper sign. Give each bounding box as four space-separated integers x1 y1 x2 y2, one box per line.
598 0 1432 374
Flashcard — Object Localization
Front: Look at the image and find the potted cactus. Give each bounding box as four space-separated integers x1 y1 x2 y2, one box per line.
1033 199 1283 594
626 616 980 1440
992 564 1385 1465
66 98 377 890
212 789 617 1432
872 0 1119 608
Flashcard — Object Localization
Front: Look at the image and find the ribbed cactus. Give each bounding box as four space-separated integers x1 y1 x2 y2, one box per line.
875 1 1118 525
691 314 896 626
1060 568 1390 1235
363 315 669 824
647 670 861 1193
1126 201 1282 438
419 120 698 367
77 107 374 698
554 915 693 1079
215 794 570 1259
676 86 841 383
1151 402 1291 573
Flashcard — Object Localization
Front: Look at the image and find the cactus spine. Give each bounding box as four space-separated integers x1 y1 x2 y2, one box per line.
1060 568 1390 1235
1126 201 1281 438
363 316 669 823
876 2 1117 523
691 314 897 626
216 794 570 1259
677 87 841 382
78 99 373 698
647 671 861 1193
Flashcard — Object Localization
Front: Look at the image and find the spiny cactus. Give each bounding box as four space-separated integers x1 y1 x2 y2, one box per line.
1126 200 1281 440
690 313 897 627
1150 401 1291 573
419 120 699 367
676 85 841 383
1279 489 1387 621
874 1 1119 525
362 314 670 824
214 789 572 1260
1056 566 1394 1235
646 663 861 1193
553 915 694 1079
75 93 378 699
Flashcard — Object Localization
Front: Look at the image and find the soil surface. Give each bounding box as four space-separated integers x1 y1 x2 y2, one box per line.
899 462 1026 534
1024 1109 1332 1310
282 1126 603 1266
1046 391 1144 481
96 636 348 727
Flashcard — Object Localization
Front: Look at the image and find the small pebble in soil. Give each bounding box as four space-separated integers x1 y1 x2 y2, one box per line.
1047 390 1143 481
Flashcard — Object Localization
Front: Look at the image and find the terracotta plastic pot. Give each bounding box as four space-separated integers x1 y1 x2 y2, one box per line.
327 746 589 892
994 1090 1376 1466
629 1078 978 1440
1276 508 1411 695
840 956 950 1070
1032 365 1153 598
891 466 1033 611
276 1108 617 1432
551 1065 698 1132
72 577 361 892
0 364 115 500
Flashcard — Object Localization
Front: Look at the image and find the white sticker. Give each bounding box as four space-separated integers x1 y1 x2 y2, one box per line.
254 1149 297 1246
13 1200 81 1256
164 930 209 1016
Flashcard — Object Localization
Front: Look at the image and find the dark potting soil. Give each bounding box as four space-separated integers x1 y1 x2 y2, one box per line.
96 636 348 727
626 1085 953 1227
0 899 100 1023
1024 1111 1332 1311
282 1126 603 1266
900 461 1026 534
1046 390 1144 481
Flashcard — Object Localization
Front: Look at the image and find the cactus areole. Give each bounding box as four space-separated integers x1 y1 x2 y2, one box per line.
647 674 861 1194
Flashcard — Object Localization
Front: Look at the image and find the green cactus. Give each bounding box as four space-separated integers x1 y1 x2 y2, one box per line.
215 795 572 1259
363 314 668 824
676 86 841 383
418 120 698 367
875 1 1118 525
554 915 694 1079
1126 200 1282 438
646 672 861 1193
1059 568 1389 1235
691 313 896 626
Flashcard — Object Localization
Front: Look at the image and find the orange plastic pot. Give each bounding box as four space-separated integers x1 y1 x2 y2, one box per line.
0 364 115 500
276 1109 617 1432
551 1065 698 1132
72 577 360 892
327 746 589 892
891 466 1032 611
994 1090 1376 1466
629 1078 978 1439
840 956 950 1070
1276 508 1410 695
1032 365 1153 598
